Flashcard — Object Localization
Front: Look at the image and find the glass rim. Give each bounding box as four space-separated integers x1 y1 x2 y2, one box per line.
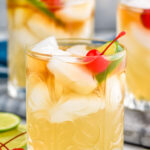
32 0 93 8
119 0 150 11
26 38 126 63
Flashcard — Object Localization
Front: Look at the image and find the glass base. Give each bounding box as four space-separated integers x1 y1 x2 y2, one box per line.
124 92 150 112
8 82 26 100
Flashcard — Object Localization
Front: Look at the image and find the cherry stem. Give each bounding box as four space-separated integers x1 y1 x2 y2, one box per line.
0 142 9 150
101 31 126 55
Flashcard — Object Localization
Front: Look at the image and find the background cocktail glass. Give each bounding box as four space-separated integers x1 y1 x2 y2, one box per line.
7 0 95 98
26 39 126 150
117 0 150 111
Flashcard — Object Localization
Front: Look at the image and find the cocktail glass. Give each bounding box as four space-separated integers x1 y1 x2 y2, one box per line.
26 38 126 150
117 0 150 111
7 0 95 98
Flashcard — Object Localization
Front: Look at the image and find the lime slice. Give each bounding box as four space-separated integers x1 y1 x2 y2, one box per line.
0 125 27 150
0 113 21 132
97 41 118 55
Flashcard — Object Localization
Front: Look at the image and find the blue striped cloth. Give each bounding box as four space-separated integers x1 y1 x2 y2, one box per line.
0 41 8 78
0 41 26 118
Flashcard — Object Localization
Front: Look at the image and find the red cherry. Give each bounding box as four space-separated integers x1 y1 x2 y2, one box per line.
41 0 62 11
85 32 126 74
85 49 110 74
141 9 150 29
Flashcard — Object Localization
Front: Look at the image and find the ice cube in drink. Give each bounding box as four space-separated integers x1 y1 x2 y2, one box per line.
27 37 126 150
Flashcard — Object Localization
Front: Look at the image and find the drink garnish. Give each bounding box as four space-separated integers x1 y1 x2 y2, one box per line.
85 31 126 74
0 113 20 132
0 124 27 150
141 9 150 29
0 131 26 150
41 0 62 12
100 31 126 55
85 31 126 82
27 0 64 25
85 49 110 74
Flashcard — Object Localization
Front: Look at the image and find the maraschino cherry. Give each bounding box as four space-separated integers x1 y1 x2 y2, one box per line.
85 31 126 74
41 0 62 11
141 9 150 29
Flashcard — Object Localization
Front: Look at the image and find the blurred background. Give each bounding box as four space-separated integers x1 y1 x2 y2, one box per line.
0 0 118 40
0 0 150 149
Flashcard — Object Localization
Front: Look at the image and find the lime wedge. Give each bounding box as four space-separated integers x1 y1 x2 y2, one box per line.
0 125 27 150
0 113 21 132
97 41 118 55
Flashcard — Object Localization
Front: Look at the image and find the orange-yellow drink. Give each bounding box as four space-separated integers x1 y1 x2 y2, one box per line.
117 0 150 108
7 0 95 98
26 37 126 150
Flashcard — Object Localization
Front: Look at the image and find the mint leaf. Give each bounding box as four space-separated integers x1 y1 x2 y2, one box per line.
27 0 64 25
117 44 124 52
96 69 108 83
96 58 123 83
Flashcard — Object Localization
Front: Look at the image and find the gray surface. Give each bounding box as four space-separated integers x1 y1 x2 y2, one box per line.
0 78 26 118
124 108 150 148
95 0 118 30
0 0 7 40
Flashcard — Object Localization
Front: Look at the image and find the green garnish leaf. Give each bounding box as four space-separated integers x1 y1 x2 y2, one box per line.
27 0 64 25
117 44 124 52
96 58 123 83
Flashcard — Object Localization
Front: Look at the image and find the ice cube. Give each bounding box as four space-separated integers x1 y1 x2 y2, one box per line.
67 45 87 56
74 18 93 38
27 54 48 73
27 13 73 39
32 36 58 51
27 74 51 112
14 27 38 46
27 13 55 39
106 75 123 110
130 23 150 49
51 26 71 38
47 75 64 102
47 57 97 94
121 0 150 9
50 93 104 123
32 36 70 55
54 78 64 100
55 0 94 23
14 8 31 27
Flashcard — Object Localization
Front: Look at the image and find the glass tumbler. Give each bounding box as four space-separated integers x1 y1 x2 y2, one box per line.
26 39 126 150
117 0 150 111
7 0 95 98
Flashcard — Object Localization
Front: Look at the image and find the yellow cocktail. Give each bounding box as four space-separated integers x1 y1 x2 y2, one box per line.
117 0 150 110
26 37 126 150
7 0 95 98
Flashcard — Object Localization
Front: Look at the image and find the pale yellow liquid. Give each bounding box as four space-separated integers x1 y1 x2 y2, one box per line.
27 51 125 150
7 0 95 88
117 4 150 101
